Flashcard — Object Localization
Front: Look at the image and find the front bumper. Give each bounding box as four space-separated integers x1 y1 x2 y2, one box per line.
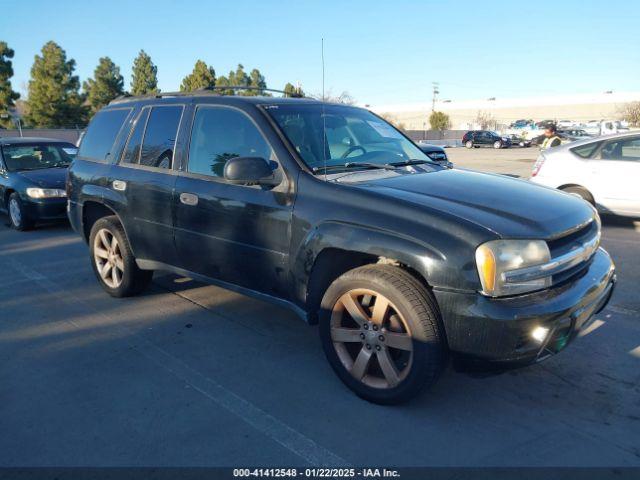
433 247 615 365
24 197 68 221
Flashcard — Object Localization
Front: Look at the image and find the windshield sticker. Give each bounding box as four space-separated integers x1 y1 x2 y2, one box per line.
367 121 404 139
63 147 79 155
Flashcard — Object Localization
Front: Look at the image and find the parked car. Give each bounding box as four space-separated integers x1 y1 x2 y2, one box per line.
558 129 592 142
68 94 615 404
416 142 453 168
531 132 640 217
0 137 77 230
462 130 512 149
508 134 532 148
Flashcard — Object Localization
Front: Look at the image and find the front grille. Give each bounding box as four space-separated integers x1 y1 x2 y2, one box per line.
546 217 600 286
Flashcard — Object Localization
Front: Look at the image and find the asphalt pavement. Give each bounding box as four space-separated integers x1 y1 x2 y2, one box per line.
0 163 639 467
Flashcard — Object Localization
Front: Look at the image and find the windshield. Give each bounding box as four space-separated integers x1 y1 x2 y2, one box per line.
1 143 77 172
265 104 430 172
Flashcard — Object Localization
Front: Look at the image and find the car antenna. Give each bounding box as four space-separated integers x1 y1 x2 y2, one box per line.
321 37 327 181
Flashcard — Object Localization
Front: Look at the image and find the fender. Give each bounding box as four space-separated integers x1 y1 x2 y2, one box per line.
77 184 135 253
291 220 450 307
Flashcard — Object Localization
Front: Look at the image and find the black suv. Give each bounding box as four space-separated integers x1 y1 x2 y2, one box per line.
462 130 511 149
68 93 615 404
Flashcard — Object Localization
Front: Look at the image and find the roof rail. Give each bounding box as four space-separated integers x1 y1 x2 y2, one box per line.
195 86 304 97
109 86 304 105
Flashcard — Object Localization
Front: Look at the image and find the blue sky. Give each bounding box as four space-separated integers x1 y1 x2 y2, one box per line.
1 0 639 105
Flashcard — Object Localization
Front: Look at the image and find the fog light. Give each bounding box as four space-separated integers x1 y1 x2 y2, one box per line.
531 326 550 343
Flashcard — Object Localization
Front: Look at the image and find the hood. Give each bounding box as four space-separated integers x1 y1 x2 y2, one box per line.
16 167 67 189
417 143 445 153
348 168 594 239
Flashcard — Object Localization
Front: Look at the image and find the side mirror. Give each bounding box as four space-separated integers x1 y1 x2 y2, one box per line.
223 157 275 186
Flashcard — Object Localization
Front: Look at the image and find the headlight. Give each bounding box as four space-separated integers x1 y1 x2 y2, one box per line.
475 239 551 297
25 188 67 199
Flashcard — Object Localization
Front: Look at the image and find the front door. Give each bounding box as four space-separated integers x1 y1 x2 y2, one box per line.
109 104 185 265
174 105 293 297
587 136 640 216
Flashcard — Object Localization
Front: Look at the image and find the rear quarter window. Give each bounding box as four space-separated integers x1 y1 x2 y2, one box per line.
78 108 132 162
570 141 602 159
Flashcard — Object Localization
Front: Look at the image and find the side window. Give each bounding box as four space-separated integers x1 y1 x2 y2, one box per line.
122 108 150 164
571 141 601 159
78 108 131 162
600 137 640 161
137 105 183 169
187 106 273 178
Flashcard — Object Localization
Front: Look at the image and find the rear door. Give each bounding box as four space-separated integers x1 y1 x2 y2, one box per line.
109 104 185 265
586 136 640 215
174 104 293 297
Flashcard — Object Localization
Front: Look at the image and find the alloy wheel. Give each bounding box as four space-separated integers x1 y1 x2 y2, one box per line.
93 228 124 289
330 288 413 389
9 198 21 227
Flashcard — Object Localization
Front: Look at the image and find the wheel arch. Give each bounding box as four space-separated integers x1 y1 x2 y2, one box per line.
3 188 15 208
296 222 445 324
82 201 123 243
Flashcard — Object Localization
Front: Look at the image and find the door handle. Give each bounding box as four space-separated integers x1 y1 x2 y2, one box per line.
112 180 127 191
180 192 199 206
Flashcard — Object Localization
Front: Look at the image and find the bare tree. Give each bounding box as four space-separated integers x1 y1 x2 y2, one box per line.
475 110 497 130
618 102 640 127
378 112 407 131
310 89 356 105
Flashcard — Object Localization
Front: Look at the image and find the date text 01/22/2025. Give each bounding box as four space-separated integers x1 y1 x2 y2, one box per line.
233 468 400 478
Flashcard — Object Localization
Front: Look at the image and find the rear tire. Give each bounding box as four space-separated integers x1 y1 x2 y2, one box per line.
561 186 595 206
319 264 446 404
8 193 32 231
89 215 153 297
465 140 473 149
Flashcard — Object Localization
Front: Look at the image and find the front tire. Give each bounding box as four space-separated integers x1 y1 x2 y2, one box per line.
319 265 446 404
8 193 32 231
465 140 473 149
89 216 153 297
493 140 502 149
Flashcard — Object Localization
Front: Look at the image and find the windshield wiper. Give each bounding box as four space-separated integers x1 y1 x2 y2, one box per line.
313 162 397 174
389 158 441 167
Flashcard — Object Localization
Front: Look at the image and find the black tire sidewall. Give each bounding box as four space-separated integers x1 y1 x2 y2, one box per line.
89 216 149 297
319 266 445 404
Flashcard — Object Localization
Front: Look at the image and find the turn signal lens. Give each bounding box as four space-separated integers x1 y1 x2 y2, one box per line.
475 244 496 293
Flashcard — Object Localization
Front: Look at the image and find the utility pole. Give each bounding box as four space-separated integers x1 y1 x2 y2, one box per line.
431 82 439 112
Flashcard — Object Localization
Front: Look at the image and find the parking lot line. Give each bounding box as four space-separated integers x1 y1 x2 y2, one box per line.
2 256 349 467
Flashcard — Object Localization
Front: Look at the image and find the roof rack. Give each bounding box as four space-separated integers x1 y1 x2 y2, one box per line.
110 86 305 104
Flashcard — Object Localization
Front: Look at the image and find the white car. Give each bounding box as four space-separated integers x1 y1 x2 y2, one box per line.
530 132 640 217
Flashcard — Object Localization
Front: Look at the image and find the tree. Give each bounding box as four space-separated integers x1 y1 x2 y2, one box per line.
180 60 215 92
378 112 406 131
215 75 234 95
0 41 20 128
24 41 87 127
310 89 356 105
83 57 124 114
429 111 451 131
247 68 267 95
618 102 640 127
131 50 159 95
475 110 497 130
283 82 304 98
228 64 250 94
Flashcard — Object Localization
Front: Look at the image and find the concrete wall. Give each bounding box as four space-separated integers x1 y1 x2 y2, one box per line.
0 129 82 144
